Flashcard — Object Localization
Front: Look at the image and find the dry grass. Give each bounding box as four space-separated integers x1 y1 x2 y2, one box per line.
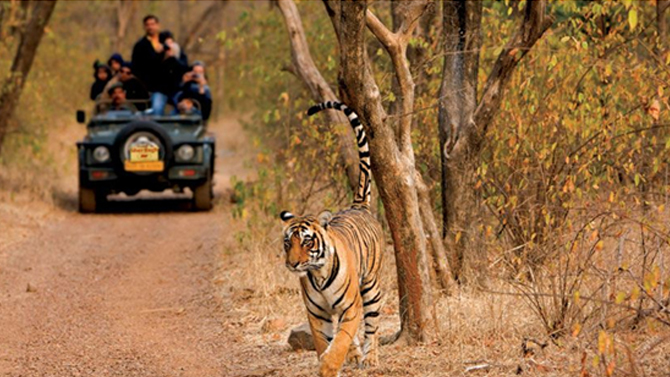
2 112 667 376
217 207 670 376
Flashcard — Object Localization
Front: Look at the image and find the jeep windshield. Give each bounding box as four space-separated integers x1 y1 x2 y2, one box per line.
88 114 203 128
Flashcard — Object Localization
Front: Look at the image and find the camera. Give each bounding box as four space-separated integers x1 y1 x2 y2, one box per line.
163 42 171 51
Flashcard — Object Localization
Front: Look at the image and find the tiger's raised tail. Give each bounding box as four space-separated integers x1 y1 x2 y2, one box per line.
308 101 371 208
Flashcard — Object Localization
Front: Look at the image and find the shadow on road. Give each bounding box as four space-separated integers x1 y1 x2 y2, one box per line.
100 196 196 213
52 189 220 214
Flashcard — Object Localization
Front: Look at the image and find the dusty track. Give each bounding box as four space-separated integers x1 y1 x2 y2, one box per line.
0 116 257 377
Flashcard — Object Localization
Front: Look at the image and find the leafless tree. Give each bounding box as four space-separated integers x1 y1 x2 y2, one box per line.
113 0 137 53
0 0 57 154
276 0 554 343
658 0 670 52
439 0 553 281
181 0 229 57
326 0 437 343
276 0 359 191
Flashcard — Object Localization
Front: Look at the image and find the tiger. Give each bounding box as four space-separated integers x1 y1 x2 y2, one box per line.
280 101 384 377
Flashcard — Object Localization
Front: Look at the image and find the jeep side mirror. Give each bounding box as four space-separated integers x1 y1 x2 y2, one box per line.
76 110 86 124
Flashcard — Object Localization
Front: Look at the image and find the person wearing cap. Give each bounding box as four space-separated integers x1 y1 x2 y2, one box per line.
179 61 212 120
107 53 124 76
107 82 136 112
90 61 111 100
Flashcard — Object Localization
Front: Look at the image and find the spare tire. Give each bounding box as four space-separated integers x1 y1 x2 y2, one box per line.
112 120 173 174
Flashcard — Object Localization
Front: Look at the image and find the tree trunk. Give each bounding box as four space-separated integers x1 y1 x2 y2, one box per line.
0 0 57 155
276 0 359 192
439 0 553 281
334 0 434 343
215 39 225 121
658 0 670 53
439 0 482 282
181 0 229 56
113 0 136 53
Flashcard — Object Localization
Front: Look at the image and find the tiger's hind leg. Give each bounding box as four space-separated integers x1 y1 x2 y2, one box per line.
345 335 362 365
360 277 382 366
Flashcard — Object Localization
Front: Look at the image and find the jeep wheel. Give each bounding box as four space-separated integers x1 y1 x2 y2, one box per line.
79 186 106 213
192 177 213 211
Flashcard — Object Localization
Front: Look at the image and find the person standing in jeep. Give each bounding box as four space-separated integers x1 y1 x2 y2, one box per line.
131 15 166 114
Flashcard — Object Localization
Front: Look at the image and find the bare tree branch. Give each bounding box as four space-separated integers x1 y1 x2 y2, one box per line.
365 0 429 159
472 0 554 148
365 9 396 48
337 0 434 343
182 0 229 55
0 0 57 153
276 0 359 191
114 0 137 53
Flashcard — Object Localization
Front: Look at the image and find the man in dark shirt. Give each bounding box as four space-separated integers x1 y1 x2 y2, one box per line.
119 62 150 110
107 83 136 112
131 15 165 114
157 30 189 109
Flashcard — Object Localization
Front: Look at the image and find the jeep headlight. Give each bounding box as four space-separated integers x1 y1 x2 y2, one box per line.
93 146 110 163
177 144 195 161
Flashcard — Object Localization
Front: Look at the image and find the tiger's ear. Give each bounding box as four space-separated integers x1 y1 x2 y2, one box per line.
317 210 333 229
280 211 295 222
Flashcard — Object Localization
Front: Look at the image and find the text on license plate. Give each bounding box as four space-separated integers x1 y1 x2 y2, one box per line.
124 160 164 172
130 145 159 162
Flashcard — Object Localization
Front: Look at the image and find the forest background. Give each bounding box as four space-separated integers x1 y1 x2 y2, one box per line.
1 1 669 376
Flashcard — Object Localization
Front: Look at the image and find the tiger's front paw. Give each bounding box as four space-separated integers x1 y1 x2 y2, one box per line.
362 348 378 367
319 362 340 377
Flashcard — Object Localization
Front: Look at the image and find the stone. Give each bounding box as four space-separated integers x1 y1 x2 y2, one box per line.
287 322 315 351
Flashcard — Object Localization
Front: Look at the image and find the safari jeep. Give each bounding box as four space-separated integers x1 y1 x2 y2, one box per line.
75 102 215 213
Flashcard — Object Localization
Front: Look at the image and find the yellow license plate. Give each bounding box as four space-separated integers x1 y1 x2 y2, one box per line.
124 160 164 172
130 145 159 162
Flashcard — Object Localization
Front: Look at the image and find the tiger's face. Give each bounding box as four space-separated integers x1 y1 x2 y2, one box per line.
280 211 332 276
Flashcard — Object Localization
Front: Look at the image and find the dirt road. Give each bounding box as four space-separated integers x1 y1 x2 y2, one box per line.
0 116 271 377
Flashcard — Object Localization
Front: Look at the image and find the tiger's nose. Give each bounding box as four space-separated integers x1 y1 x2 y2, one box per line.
286 261 300 269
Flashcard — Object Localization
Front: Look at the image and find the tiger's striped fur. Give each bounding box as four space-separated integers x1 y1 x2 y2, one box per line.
280 101 383 377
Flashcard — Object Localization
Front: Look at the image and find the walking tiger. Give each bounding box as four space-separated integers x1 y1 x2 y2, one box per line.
280 101 384 377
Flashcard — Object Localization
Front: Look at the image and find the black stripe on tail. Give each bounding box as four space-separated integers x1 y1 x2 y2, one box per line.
307 101 371 207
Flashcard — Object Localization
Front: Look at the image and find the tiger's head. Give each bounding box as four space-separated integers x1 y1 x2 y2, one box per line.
279 210 333 276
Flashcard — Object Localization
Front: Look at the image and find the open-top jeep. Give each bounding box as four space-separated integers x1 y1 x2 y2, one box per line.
75 101 215 213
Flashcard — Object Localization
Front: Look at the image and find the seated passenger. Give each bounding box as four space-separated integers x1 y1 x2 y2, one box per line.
118 62 150 109
179 61 212 121
107 53 124 76
171 94 201 116
90 61 111 100
107 82 136 112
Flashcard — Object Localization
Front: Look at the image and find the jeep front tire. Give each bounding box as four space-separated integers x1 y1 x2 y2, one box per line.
192 177 213 211
79 186 106 213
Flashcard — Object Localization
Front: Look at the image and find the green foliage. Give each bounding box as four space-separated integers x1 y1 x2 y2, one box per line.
229 3 670 364
223 2 351 219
